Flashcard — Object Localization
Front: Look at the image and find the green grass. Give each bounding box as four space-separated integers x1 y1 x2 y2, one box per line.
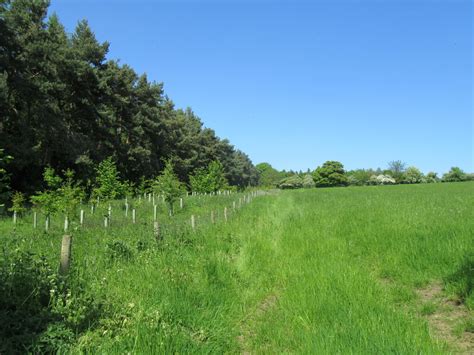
1 183 473 353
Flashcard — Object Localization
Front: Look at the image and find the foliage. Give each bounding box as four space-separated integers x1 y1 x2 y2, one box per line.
387 160 407 182
312 161 348 187
93 157 124 200
8 191 26 215
256 162 284 187
442 167 467 182
155 160 185 215
302 174 315 188
401 166 424 184
0 149 13 209
0 249 102 353
425 172 439 183
278 175 303 189
31 168 84 220
57 170 85 219
368 174 396 185
190 161 229 193
0 2 257 193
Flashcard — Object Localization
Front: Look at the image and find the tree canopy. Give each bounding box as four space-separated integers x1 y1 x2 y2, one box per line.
0 0 257 194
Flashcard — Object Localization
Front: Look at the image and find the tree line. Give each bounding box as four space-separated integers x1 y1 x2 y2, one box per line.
257 160 474 189
0 0 258 200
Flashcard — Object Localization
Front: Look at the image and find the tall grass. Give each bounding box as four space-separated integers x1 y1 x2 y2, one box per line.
0 183 472 353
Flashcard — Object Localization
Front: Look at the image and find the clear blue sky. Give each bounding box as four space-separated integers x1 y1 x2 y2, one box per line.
49 0 472 174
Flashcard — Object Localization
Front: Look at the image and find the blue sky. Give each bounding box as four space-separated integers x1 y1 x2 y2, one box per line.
49 0 472 174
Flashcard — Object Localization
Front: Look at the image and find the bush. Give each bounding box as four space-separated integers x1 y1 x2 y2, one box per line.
368 174 396 185
401 166 424 184
278 175 303 189
302 174 315 188
442 167 467 182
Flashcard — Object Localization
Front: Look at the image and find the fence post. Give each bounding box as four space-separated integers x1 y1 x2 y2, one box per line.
191 215 195 230
180 198 183 209
13 211 17 224
64 216 69 232
125 203 129 217
45 215 50 232
80 209 84 227
132 209 136 224
33 211 37 229
59 234 72 276
153 204 157 221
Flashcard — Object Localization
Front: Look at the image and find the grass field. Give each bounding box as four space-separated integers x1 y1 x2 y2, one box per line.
1 183 473 353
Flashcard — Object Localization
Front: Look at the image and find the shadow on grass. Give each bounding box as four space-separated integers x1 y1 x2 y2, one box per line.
445 253 474 306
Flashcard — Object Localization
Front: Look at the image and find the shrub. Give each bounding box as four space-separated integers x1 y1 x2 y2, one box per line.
278 175 303 189
302 174 315 188
368 174 396 185
401 166 424 184
425 172 439 183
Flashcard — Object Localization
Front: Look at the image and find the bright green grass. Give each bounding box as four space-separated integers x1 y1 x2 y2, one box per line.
1 183 472 353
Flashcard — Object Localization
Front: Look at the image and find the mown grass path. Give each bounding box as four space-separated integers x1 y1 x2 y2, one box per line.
233 183 473 353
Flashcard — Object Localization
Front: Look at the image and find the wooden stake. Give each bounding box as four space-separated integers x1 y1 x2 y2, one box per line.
211 211 215 224
153 204 157 221
233 201 236 210
153 221 160 241
224 207 228 222
59 234 72 276
132 209 136 224
125 203 129 217
45 216 49 232
80 209 84 226
13 211 17 224
104 216 108 228
191 215 195 230
64 216 69 232
180 198 183 209
33 211 37 229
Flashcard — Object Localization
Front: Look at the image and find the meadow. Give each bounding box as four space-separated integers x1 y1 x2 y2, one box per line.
0 183 472 353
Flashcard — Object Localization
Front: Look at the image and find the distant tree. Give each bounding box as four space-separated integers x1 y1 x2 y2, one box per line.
156 160 185 215
401 166 424 184
387 160 407 182
312 161 348 187
256 162 283 187
442 167 467 182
